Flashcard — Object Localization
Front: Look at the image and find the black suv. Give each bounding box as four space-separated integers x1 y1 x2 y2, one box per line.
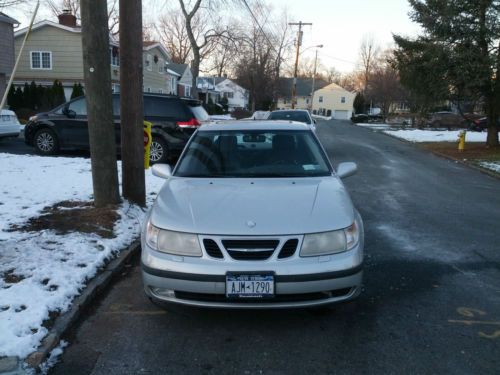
24 93 210 163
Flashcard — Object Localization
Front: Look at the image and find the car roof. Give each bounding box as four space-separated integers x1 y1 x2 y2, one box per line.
198 120 311 132
271 109 310 114
0 109 16 116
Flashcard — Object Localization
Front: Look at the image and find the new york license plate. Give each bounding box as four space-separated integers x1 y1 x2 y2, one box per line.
226 273 275 298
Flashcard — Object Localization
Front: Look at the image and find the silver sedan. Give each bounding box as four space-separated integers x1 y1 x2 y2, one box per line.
141 121 363 308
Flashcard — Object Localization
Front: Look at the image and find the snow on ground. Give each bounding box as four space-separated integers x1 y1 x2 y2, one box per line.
479 161 500 173
312 114 331 120
356 122 392 130
0 153 165 359
383 129 487 143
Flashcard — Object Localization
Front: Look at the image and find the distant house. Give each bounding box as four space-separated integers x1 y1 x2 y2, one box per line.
196 76 248 109
276 77 329 110
13 11 177 101
167 62 193 97
215 78 249 110
0 12 18 102
312 83 355 120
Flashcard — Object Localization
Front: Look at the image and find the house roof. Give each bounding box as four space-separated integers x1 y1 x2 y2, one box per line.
316 82 353 94
143 41 171 60
166 68 181 77
0 12 19 25
277 77 329 98
167 62 189 76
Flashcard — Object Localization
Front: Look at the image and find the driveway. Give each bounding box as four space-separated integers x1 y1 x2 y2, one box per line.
50 119 500 374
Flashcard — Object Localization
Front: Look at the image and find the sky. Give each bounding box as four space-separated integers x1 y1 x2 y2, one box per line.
269 0 422 72
4 0 422 73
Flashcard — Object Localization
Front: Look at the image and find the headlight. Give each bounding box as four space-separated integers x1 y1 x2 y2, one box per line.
29 115 37 122
145 222 202 257
300 222 359 257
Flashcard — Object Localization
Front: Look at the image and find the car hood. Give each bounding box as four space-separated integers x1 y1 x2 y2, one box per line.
150 177 355 235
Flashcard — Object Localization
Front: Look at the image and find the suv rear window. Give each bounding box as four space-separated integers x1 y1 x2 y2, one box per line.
144 97 190 118
269 111 311 124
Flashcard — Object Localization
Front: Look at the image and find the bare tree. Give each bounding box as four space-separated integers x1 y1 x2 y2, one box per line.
157 9 192 64
178 0 230 98
0 0 27 8
359 35 379 92
46 0 119 34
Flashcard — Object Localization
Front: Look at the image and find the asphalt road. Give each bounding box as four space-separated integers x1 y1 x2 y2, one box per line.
49 119 500 375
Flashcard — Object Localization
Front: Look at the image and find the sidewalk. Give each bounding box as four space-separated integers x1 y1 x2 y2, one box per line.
0 153 164 372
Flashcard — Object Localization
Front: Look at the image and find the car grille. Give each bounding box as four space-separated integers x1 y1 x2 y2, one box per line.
174 288 353 303
203 239 224 259
222 239 279 261
278 239 299 259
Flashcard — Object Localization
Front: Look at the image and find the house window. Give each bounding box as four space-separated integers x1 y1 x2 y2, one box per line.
306 98 310 104
31 51 52 70
159 89 163 94
146 87 151 93
319 96 323 103
159 59 164 73
110 47 119 66
283 99 287 104
112 84 120 93
224 92 234 99
171 77 176 94
185 85 191 97
341 96 346 103
146 54 152 71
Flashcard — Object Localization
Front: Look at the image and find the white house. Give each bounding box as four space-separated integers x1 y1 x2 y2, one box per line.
312 83 355 120
214 77 249 110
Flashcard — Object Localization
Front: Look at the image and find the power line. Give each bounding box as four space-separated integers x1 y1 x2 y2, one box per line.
319 52 357 65
241 0 280 55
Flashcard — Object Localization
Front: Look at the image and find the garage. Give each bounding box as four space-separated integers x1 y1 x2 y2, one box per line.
334 110 350 120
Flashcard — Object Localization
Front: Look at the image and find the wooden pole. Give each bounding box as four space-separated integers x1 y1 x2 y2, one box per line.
81 0 120 207
120 0 146 206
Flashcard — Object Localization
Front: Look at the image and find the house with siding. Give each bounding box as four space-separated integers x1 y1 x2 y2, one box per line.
312 83 355 120
167 62 193 97
0 12 19 103
215 78 249 110
276 77 329 110
13 12 177 100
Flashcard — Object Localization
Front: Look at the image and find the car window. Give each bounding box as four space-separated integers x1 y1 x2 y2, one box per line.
175 130 331 178
268 111 311 124
144 97 189 118
67 98 87 115
188 104 210 121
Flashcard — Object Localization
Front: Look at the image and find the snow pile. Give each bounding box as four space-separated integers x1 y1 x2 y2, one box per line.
479 161 500 173
312 114 331 120
356 122 392 130
384 129 487 143
0 154 165 359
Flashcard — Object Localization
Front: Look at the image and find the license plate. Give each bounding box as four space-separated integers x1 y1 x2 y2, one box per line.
226 273 274 298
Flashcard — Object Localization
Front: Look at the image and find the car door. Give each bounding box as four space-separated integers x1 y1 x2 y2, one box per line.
59 97 90 148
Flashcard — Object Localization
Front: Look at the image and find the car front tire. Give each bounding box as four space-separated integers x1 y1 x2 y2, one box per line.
33 128 59 155
150 136 169 164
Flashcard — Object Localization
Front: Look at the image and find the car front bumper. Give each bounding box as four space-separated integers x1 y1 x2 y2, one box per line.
141 236 364 309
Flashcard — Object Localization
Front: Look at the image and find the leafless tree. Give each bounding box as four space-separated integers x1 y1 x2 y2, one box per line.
0 0 27 8
157 8 192 64
359 35 379 92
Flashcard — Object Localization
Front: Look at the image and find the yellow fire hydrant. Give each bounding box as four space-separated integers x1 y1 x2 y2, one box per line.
458 130 466 152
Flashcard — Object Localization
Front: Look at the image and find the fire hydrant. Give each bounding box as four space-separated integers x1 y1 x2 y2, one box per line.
458 130 466 152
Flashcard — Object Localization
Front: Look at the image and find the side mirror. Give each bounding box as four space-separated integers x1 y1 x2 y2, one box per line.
337 162 357 179
152 164 172 179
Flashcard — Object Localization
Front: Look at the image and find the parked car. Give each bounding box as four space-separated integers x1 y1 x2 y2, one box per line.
268 109 316 130
141 121 364 308
468 117 500 132
350 114 369 123
0 109 21 139
428 111 470 129
24 94 210 163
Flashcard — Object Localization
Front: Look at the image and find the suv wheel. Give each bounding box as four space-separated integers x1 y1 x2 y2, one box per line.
34 128 59 155
150 137 168 164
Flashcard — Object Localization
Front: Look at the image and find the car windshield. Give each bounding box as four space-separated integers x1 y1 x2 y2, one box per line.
175 129 331 178
268 111 311 124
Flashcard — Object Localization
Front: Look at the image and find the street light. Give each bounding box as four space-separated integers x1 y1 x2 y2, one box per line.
291 44 323 109
310 44 323 113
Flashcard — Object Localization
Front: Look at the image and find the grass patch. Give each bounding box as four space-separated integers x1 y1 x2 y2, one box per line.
9 200 119 238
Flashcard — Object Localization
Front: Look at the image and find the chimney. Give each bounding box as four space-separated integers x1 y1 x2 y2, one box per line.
58 9 77 27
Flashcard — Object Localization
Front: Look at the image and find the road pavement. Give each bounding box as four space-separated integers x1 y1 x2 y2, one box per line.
50 119 500 374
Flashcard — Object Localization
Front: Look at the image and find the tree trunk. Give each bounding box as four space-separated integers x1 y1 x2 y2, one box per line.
190 48 200 99
80 0 120 208
120 0 146 206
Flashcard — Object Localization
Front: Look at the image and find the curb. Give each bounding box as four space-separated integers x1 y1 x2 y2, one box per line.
0 240 141 374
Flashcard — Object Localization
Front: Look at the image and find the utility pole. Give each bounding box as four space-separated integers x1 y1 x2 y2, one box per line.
289 21 312 109
310 45 323 113
81 0 120 207
120 0 146 206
